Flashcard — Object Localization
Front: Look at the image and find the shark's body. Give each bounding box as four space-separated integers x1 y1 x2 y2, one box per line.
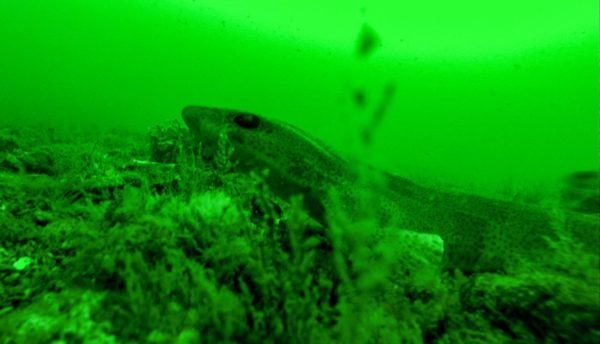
182 106 599 272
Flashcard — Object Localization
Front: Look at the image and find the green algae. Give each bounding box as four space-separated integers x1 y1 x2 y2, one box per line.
0 121 598 343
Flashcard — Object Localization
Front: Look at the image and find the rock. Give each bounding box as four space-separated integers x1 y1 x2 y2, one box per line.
0 131 19 153
20 148 55 175
461 271 600 343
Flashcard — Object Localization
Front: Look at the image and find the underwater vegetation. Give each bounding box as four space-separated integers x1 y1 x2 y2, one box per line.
0 119 599 344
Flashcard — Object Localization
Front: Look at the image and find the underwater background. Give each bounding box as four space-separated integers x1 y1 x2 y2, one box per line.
1 0 598 193
1 1 599 343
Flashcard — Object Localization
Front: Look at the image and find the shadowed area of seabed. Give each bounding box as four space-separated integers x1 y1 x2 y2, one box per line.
561 170 600 214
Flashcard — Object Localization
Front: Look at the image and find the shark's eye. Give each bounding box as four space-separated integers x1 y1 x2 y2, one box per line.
233 113 261 129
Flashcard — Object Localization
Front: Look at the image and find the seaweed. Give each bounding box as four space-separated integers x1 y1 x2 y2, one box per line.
0 121 598 343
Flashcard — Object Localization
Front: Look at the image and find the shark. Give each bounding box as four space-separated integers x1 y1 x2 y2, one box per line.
182 105 600 272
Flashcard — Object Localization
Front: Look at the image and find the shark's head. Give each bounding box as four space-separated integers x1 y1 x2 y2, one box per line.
182 105 276 167
182 106 346 175
182 106 349 222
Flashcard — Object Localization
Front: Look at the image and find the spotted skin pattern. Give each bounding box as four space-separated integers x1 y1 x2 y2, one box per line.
183 106 600 272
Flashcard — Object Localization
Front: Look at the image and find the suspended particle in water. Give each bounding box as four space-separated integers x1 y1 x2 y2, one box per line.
353 89 367 108
361 82 396 145
355 23 381 59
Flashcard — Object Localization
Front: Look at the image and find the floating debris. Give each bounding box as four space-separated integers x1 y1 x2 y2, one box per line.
355 23 381 59
361 82 397 144
353 88 367 108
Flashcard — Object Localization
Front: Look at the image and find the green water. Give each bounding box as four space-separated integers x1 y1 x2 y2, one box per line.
0 2 599 342
1 1 598 192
